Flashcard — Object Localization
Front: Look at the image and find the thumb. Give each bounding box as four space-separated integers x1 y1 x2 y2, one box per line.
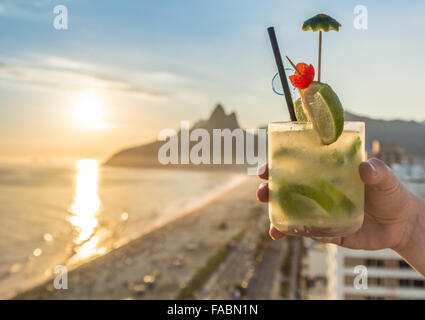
359 158 400 192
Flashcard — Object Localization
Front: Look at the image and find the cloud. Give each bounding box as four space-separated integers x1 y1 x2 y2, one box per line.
0 55 167 100
43 56 93 70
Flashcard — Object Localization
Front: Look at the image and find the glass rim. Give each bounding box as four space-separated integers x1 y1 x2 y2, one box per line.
268 121 365 125
268 121 365 132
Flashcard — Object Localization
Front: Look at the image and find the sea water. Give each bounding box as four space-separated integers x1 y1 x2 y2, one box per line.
0 159 246 298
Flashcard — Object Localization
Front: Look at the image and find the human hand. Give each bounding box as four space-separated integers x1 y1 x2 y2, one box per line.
257 158 418 252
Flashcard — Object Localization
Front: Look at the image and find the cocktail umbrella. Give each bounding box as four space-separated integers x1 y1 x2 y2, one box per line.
302 14 341 82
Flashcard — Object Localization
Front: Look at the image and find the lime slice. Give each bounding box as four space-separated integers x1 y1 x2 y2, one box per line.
272 147 296 159
289 183 335 214
275 179 355 217
345 136 361 160
275 181 300 217
316 179 356 215
294 98 308 122
273 147 307 160
298 82 344 145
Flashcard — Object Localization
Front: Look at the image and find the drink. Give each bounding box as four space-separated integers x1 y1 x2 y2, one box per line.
266 14 366 238
268 121 365 237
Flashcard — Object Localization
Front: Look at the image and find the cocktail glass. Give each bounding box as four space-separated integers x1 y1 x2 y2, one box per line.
268 121 365 237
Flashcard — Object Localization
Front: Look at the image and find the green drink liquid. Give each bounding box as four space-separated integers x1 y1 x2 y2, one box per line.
268 121 365 237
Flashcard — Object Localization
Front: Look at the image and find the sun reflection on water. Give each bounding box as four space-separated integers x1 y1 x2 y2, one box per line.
68 159 103 259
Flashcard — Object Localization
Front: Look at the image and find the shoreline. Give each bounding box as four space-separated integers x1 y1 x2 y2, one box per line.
65 172 249 267
10 174 253 300
112 173 249 248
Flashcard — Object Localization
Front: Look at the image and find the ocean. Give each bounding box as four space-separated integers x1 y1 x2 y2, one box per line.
0 159 246 299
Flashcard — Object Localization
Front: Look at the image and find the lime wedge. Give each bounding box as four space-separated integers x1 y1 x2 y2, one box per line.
316 179 356 215
345 136 362 160
273 147 307 160
275 179 356 217
298 82 344 145
294 98 308 122
275 181 300 217
289 183 335 214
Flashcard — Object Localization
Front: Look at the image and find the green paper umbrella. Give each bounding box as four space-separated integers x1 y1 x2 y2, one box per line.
302 14 341 82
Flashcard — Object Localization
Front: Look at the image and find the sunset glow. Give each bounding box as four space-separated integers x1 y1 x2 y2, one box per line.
73 94 104 131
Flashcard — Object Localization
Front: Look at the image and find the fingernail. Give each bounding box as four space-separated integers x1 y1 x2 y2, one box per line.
269 227 276 240
270 233 278 241
257 165 266 176
258 182 267 190
367 160 378 176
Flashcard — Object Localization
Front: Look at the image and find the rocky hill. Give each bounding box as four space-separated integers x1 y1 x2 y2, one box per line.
345 111 425 157
103 105 425 169
103 104 261 170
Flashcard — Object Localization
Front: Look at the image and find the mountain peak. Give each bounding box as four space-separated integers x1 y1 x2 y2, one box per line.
207 103 239 130
210 103 226 120
228 112 239 128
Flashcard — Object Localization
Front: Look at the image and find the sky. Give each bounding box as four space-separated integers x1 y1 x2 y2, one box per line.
1 0 424 161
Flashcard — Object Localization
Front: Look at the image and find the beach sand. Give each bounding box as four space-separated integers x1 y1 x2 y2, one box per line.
13 176 290 300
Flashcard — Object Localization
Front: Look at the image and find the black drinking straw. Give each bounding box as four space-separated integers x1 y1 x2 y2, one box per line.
267 27 297 121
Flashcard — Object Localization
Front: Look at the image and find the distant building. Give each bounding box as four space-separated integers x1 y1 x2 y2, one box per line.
303 239 329 299
327 246 425 300
392 162 425 182
368 140 410 165
368 140 425 181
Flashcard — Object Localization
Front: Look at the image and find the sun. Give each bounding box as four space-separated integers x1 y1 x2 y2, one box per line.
73 94 104 131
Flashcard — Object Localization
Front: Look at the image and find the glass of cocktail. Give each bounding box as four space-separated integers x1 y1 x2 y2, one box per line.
266 15 365 238
268 121 365 237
